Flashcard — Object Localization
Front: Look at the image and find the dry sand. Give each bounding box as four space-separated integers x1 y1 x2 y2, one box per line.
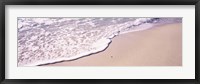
45 23 182 66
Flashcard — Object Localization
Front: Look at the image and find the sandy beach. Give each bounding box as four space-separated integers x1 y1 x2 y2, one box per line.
44 23 182 66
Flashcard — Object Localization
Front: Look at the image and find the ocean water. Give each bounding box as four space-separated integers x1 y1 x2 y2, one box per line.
17 17 182 66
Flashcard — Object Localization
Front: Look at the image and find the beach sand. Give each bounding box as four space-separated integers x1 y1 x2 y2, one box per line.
45 23 182 66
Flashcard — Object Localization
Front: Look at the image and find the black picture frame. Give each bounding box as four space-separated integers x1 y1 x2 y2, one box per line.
0 0 199 84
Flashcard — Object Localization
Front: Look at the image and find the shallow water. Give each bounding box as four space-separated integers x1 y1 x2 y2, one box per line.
17 17 182 66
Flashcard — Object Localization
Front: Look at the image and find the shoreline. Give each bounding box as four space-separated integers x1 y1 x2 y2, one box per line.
21 23 159 66
43 23 182 66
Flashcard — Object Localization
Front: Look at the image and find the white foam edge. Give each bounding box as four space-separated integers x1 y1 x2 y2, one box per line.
119 23 154 35
19 22 155 67
20 39 112 66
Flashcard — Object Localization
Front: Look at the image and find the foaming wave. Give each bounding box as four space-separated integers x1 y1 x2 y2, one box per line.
17 17 181 66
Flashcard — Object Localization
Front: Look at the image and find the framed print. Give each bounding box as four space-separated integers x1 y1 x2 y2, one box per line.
0 0 199 84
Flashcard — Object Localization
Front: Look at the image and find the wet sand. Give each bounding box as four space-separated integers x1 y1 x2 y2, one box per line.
45 23 182 66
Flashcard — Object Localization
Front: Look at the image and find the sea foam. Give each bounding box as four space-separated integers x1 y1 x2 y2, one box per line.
17 17 181 66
